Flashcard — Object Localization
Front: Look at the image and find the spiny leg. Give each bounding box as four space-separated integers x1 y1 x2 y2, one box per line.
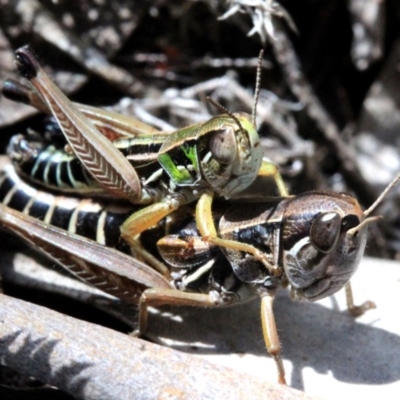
136 279 286 385
260 289 286 385
345 281 376 317
135 288 218 337
120 197 184 277
195 191 281 275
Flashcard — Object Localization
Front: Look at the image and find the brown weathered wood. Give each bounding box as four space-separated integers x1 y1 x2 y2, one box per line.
0 293 317 400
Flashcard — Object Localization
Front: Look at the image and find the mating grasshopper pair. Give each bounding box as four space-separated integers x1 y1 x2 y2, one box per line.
1 46 399 385
11 46 289 277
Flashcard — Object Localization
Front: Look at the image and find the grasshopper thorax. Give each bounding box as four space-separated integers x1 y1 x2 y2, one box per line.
281 191 367 301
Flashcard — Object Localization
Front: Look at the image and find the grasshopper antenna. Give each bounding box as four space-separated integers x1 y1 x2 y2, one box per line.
251 49 264 129
364 172 400 217
207 50 264 133
206 96 245 134
347 171 400 236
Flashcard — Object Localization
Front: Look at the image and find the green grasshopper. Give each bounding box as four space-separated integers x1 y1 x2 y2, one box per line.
11 46 288 276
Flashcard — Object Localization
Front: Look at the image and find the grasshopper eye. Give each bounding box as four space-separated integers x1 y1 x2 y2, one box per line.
341 214 360 231
310 212 341 253
209 127 237 164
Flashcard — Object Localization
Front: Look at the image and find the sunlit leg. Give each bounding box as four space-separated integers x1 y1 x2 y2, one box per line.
345 281 376 317
260 289 286 384
135 288 218 336
258 158 288 196
120 197 182 277
196 192 281 275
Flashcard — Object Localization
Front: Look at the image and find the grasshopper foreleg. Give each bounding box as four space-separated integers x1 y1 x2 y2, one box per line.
195 191 281 276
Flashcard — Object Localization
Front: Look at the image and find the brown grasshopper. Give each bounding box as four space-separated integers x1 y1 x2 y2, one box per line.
0 156 398 384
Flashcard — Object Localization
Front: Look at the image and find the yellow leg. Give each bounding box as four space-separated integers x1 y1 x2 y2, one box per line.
131 244 172 278
260 290 286 384
120 197 181 277
258 158 288 196
196 192 280 275
157 236 214 268
121 197 180 239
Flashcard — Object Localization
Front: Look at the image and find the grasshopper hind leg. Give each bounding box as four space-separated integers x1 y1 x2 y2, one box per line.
133 288 220 337
120 196 188 278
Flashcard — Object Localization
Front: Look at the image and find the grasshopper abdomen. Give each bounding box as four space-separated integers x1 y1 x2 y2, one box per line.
0 162 133 253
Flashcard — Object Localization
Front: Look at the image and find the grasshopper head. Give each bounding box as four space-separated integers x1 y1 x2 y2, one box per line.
200 112 263 198
280 170 400 301
280 192 368 301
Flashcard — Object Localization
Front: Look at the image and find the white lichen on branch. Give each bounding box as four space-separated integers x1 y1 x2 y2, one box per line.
219 0 297 43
